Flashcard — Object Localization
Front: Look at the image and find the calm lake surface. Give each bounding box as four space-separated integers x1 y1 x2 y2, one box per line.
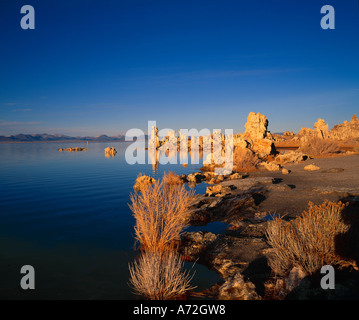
0 142 222 299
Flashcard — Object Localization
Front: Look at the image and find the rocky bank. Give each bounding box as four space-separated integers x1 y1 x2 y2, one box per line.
180 154 359 300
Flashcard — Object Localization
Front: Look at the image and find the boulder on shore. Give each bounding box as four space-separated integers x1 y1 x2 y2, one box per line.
304 164 320 171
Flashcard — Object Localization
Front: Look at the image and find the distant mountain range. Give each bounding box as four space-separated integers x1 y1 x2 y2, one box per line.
0 133 128 142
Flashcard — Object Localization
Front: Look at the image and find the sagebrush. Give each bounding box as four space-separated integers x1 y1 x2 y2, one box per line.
163 171 184 185
298 137 341 155
129 177 194 252
266 200 350 276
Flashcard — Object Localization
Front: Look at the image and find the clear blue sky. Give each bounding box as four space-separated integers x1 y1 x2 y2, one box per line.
0 0 358 136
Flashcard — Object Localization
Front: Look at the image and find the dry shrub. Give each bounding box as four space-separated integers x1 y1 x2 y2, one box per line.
298 137 341 155
163 171 183 185
233 147 260 172
266 200 349 276
129 179 194 252
129 250 196 300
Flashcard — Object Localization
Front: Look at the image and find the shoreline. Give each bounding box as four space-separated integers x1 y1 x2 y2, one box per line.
179 154 359 299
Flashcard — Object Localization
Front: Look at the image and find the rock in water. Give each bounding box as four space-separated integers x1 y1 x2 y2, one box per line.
133 175 156 192
104 147 117 157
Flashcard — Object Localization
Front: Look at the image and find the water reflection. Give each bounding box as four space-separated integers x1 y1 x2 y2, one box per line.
148 148 205 174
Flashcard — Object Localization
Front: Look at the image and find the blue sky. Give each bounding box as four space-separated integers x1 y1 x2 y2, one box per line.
0 0 358 136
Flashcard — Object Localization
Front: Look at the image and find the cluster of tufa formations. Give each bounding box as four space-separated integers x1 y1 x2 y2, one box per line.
131 113 359 300
142 112 359 184
279 114 359 143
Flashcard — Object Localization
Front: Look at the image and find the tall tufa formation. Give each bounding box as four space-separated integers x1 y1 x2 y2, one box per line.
241 112 275 158
243 112 270 140
314 119 329 139
297 118 330 141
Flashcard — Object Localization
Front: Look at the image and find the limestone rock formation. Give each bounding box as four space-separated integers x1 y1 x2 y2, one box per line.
248 138 275 158
133 175 156 192
259 161 281 172
296 115 359 142
330 114 359 141
314 119 329 139
297 118 330 141
296 127 318 141
274 151 308 165
244 112 269 140
240 112 276 158
218 272 261 300
283 131 295 137
148 126 160 149
206 185 231 197
186 172 205 183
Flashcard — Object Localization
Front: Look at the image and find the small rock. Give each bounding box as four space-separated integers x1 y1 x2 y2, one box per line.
206 185 231 197
133 175 156 192
259 161 281 172
218 272 261 300
282 168 290 174
304 164 320 171
229 173 243 180
187 172 205 183
286 267 307 292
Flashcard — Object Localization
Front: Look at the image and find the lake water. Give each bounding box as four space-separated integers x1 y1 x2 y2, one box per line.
0 142 222 299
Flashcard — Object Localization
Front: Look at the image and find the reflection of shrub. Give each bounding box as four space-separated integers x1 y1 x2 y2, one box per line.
266 200 349 276
129 179 193 252
233 147 261 172
163 171 183 185
129 250 196 300
299 137 341 155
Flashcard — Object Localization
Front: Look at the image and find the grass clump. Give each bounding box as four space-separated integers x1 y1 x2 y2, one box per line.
266 200 350 276
298 137 341 155
129 250 196 300
163 171 184 185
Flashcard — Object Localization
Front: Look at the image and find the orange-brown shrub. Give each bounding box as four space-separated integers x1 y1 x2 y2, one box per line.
129 179 194 252
266 200 349 276
233 147 260 172
298 137 341 155
163 171 184 185
128 250 196 300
